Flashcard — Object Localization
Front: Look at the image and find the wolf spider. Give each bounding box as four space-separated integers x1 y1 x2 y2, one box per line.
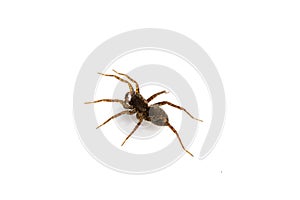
85 70 203 156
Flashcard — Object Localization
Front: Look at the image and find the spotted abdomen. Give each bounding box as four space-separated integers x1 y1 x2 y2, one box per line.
148 105 169 126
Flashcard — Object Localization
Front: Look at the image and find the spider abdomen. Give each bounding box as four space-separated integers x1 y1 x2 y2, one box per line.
148 105 169 126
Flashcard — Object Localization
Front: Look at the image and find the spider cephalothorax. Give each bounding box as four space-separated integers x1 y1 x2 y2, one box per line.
85 70 203 156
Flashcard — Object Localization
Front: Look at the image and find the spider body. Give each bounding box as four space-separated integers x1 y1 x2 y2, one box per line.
125 91 168 125
85 70 203 157
127 92 148 113
148 105 168 126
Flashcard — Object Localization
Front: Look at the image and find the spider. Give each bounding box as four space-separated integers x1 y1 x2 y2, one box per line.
85 70 203 156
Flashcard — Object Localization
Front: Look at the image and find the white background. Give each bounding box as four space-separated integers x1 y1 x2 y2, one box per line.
0 0 299 199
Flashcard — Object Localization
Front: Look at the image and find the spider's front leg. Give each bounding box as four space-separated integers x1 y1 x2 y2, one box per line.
85 99 132 109
98 72 134 93
113 70 140 93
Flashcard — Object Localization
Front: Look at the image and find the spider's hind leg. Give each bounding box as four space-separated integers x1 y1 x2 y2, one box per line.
165 121 193 157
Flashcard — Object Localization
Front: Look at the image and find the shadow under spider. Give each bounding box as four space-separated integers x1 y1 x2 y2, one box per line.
85 69 203 157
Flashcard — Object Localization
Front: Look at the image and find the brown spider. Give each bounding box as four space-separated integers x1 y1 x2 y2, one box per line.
85 70 203 156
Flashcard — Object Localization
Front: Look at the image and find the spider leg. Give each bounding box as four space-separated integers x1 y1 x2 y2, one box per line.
166 121 193 157
152 101 203 122
98 72 134 93
112 69 140 93
84 99 132 109
121 119 143 146
147 90 168 102
96 110 135 129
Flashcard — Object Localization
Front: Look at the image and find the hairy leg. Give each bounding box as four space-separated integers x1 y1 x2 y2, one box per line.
152 101 203 122
98 72 134 93
166 121 193 157
147 90 168 102
112 70 140 93
96 110 135 129
85 99 132 109
121 119 143 146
